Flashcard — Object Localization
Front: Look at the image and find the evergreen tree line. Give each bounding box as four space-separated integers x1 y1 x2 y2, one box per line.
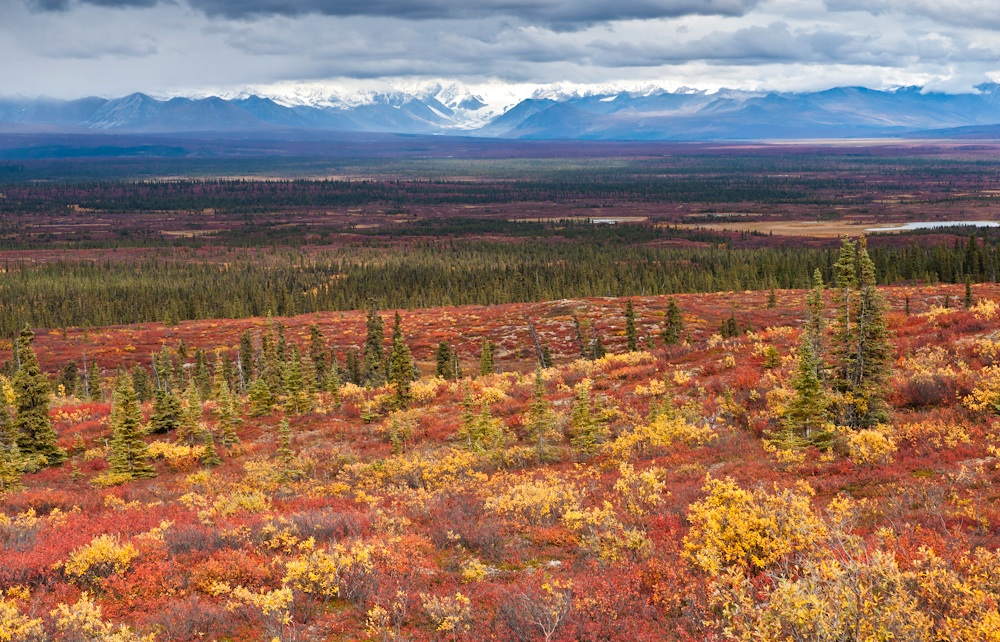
0 234 997 336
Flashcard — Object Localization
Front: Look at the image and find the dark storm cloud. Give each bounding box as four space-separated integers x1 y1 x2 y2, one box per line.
28 0 762 26
29 0 156 10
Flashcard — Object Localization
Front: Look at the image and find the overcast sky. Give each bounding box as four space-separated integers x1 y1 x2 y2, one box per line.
2 0 999 99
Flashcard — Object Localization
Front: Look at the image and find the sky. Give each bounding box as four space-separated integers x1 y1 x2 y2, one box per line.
2 0 1000 100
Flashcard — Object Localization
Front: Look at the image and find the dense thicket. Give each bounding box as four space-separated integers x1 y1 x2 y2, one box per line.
0 231 996 334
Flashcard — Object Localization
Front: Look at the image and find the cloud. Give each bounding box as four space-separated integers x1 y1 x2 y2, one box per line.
825 0 1000 30
27 0 763 27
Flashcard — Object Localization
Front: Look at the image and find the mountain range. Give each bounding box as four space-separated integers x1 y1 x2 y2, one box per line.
4 82 1000 140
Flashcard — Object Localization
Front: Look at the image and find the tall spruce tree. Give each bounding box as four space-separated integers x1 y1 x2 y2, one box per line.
479 338 495 377
238 330 255 392
0 403 24 492
150 387 182 434
13 327 65 465
624 299 639 352
662 298 684 346
568 381 606 456
388 313 416 407
362 305 386 386
831 236 892 429
308 324 329 389
131 365 152 404
573 315 588 358
805 269 826 381
525 368 559 461
108 373 155 479
60 362 78 398
435 341 454 380
282 344 311 415
774 337 831 450
87 360 102 402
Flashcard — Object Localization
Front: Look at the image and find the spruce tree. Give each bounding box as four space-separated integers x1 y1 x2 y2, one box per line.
831 236 892 429
276 418 295 470
200 426 222 467
150 388 182 434
177 381 202 445
238 330 255 392
87 360 102 402
327 366 342 407
457 400 509 454
61 362 78 398
479 338 495 377
573 315 588 358
852 238 892 427
624 299 639 352
345 349 362 385
435 341 454 380
248 377 275 417
388 314 416 407
525 368 559 462
193 348 211 401
261 323 284 396
964 277 974 309
214 376 242 447
776 337 831 450
805 269 826 381
131 365 152 404
13 327 65 465
308 324 329 388
590 335 606 360
362 305 386 386
282 344 311 415
568 381 606 456
0 404 24 492
108 374 155 479
662 298 683 346
767 289 777 308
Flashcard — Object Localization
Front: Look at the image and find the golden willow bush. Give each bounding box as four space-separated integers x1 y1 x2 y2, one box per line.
61 534 140 587
683 476 825 576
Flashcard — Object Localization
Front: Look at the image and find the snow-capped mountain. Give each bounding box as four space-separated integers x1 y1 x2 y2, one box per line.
3 81 1000 140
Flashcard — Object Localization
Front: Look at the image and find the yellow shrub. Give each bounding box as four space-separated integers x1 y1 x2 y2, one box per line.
922 305 958 323
564 501 652 563
0 377 14 407
673 370 693 386
484 474 582 525
421 592 472 635
147 441 205 471
477 386 508 405
51 592 155 642
198 490 271 523
62 534 139 586
283 541 377 604
895 420 970 450
0 590 44 642
683 477 825 576
342 448 487 493
846 427 897 468
339 382 367 400
410 378 445 404
460 557 488 583
972 298 999 320
91 471 135 488
605 414 716 462
613 462 666 517
965 365 1000 415
0 510 41 547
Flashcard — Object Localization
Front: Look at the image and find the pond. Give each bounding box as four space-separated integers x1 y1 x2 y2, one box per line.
867 220 1000 233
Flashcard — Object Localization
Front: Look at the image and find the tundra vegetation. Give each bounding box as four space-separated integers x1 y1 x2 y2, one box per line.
2 151 1000 639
